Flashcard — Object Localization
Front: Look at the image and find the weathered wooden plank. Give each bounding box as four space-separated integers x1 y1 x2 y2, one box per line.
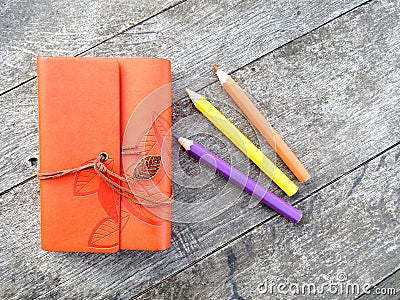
137 147 400 300
359 269 400 299
1 146 398 299
0 0 367 193
88 0 368 101
0 1 399 298
0 0 183 95
0 80 38 192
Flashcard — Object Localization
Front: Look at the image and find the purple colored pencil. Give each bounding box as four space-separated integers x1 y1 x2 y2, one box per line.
174 135 302 223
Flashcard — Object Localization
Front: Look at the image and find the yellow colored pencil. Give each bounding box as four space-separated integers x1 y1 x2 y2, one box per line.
186 88 298 196
212 65 311 182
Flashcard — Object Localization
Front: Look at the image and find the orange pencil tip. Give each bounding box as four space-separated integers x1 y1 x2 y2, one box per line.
212 64 218 72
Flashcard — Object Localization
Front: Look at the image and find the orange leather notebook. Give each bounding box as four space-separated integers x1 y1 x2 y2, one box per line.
37 57 172 253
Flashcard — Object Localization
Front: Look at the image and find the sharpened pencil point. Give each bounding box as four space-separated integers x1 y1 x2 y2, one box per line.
212 64 218 72
172 134 180 140
185 88 203 105
175 136 193 150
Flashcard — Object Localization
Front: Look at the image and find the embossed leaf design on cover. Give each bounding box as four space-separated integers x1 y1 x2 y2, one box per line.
71 156 128 248
88 211 130 249
127 178 171 222
120 210 130 231
152 112 172 173
88 217 119 249
132 155 161 180
121 197 164 226
123 113 171 225
73 158 114 196
135 127 158 156
152 112 170 149
97 177 119 223
123 127 165 226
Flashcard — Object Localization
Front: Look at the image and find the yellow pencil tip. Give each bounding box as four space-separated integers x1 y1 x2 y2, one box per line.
212 64 218 72
185 88 191 94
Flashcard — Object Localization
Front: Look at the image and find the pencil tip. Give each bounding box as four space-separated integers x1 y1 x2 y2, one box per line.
185 88 203 105
172 134 180 140
212 64 218 72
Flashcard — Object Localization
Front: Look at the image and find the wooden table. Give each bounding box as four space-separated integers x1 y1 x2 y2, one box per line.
1 0 399 298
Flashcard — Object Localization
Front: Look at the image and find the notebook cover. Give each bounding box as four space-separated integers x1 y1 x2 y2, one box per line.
37 57 172 253
118 58 172 251
37 57 121 253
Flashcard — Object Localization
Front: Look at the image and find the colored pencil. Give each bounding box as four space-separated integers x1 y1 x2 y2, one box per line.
174 135 302 223
186 88 298 197
213 65 311 182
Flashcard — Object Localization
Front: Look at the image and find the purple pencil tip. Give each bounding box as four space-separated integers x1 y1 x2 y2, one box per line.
172 134 180 140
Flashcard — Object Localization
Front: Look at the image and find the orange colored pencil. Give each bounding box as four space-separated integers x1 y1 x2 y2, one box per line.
213 64 311 182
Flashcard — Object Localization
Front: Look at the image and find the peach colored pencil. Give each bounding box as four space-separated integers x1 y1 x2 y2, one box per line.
213 64 310 182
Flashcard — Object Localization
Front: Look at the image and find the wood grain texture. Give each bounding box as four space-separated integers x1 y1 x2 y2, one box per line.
0 0 367 194
0 0 183 95
1 0 399 298
88 0 367 101
359 269 400 299
137 146 400 300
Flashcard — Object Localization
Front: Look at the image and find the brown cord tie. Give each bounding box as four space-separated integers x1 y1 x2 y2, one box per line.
37 152 173 207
